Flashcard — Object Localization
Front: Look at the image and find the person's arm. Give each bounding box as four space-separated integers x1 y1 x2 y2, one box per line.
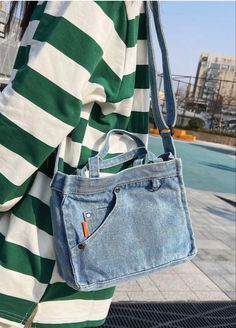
0 1 112 211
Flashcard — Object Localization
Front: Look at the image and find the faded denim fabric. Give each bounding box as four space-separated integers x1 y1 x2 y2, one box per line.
50 134 196 291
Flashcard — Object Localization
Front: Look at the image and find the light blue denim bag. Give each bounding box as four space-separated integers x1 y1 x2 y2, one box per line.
50 2 197 292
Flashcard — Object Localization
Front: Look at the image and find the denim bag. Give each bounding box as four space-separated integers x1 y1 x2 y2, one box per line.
50 2 197 291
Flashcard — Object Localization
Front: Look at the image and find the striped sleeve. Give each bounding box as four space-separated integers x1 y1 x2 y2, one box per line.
0 1 110 211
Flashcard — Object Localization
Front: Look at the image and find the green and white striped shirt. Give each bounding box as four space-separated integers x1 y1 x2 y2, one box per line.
0 1 150 327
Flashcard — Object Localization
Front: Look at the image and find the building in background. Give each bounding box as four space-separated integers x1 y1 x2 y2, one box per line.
156 51 236 130
0 3 20 87
190 53 236 129
0 2 7 12
193 53 236 111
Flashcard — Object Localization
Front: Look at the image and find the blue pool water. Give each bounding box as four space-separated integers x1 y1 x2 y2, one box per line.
148 135 235 194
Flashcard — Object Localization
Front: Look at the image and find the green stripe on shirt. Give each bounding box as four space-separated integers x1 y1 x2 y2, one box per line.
90 63 149 102
58 159 77 174
0 293 36 324
12 195 53 236
13 46 31 70
41 282 115 302
0 114 53 167
88 103 149 134
33 13 103 74
12 66 82 126
0 234 54 284
78 146 98 169
69 118 88 144
96 1 140 47
135 65 150 89
34 320 107 328
138 13 147 40
0 173 33 205
30 1 47 22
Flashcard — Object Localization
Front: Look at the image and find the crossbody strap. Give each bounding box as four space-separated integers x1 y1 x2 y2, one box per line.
146 1 176 157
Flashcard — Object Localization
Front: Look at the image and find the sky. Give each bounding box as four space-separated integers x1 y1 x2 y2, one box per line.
160 1 235 77
4 1 236 78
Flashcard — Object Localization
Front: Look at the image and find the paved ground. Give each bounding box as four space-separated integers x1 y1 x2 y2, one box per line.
112 138 235 303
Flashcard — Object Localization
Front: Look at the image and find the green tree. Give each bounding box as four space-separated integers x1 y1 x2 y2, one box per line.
188 117 205 129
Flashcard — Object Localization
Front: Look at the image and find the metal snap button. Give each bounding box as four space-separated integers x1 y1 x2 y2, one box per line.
78 243 86 250
114 186 120 193
84 212 91 219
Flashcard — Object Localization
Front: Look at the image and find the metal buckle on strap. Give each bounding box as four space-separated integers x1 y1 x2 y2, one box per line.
159 128 174 136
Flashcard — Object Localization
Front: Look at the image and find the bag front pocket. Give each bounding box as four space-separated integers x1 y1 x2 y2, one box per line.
61 188 118 248
84 204 113 236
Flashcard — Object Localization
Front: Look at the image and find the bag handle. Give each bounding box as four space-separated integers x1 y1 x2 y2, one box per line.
85 129 147 177
80 129 160 178
95 129 146 160
82 146 146 178
146 1 176 157
86 148 160 178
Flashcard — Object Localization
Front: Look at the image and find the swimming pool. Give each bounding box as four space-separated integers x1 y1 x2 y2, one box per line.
148 135 235 194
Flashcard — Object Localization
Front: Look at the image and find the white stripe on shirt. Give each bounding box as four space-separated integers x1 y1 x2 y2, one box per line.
1 84 74 148
0 145 37 186
34 298 112 324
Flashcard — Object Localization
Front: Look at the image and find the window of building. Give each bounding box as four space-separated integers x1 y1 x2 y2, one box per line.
221 64 229 70
210 63 220 69
0 21 5 39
